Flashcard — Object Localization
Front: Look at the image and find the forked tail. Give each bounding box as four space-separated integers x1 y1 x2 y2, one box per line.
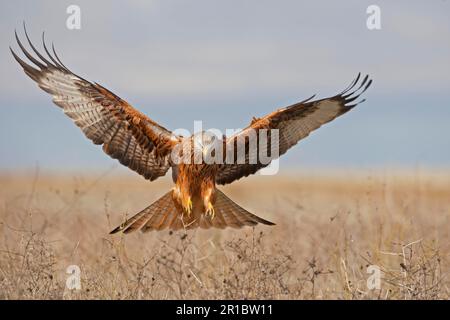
110 189 274 234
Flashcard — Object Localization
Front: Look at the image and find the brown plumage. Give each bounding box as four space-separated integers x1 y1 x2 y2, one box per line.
11 26 372 234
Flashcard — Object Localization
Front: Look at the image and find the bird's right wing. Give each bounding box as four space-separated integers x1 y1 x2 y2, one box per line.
216 74 372 185
11 28 182 181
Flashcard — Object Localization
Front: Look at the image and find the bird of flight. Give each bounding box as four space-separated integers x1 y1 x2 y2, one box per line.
11 27 372 234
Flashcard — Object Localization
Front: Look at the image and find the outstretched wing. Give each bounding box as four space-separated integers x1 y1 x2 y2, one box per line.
216 74 372 185
11 28 182 181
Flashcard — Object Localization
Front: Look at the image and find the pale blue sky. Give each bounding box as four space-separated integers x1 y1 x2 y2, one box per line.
0 0 449 173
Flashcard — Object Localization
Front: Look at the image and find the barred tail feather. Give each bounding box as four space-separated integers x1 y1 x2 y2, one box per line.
213 190 275 228
109 191 178 234
110 189 274 234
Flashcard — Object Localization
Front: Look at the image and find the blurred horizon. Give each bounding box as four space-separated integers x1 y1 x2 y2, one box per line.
1 0 449 172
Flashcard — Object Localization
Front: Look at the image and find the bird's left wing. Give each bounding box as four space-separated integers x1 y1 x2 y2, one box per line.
11 28 182 181
216 74 372 185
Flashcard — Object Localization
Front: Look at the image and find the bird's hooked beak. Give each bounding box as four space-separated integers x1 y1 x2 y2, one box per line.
202 144 210 157
193 136 206 157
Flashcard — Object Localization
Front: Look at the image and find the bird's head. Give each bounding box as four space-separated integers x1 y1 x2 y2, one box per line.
192 131 221 158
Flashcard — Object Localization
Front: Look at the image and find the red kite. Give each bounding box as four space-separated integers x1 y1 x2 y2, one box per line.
11 27 372 233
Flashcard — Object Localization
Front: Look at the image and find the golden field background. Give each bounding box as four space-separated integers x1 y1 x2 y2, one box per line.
0 168 449 299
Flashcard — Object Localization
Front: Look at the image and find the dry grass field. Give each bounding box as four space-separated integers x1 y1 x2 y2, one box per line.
0 168 449 300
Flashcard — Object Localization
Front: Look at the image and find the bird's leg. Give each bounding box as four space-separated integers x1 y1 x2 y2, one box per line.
202 187 215 219
182 195 193 216
205 201 215 219
173 184 192 216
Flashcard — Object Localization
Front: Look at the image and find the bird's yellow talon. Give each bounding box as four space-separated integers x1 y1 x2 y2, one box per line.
183 197 193 216
205 202 215 219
